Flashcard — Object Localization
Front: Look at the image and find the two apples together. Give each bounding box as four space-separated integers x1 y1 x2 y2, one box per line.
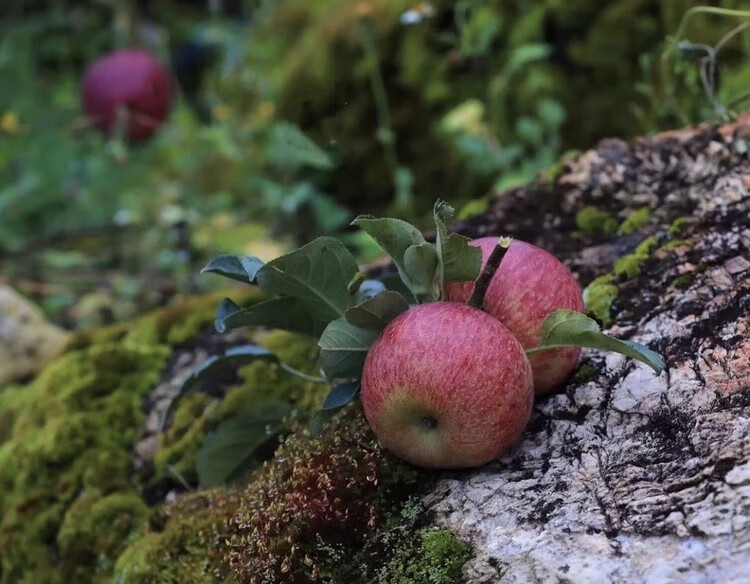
361 238 584 469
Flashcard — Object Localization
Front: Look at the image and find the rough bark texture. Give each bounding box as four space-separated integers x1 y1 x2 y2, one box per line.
425 117 750 583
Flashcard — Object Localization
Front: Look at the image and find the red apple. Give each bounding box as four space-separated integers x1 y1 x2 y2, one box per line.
446 238 585 395
82 49 175 143
361 302 533 469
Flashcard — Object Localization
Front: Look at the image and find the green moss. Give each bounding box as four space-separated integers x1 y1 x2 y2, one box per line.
371 529 470 584
124 290 263 347
154 394 215 486
572 363 600 384
613 235 659 279
119 408 436 584
114 491 241 584
672 274 693 290
63 323 130 352
57 492 150 581
0 492 67 584
634 236 660 256
668 216 691 237
575 206 618 236
0 342 170 583
613 255 644 279
586 275 619 326
617 206 651 235
0 385 35 444
658 239 693 252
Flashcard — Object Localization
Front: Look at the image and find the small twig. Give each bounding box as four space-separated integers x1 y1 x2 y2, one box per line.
467 236 512 310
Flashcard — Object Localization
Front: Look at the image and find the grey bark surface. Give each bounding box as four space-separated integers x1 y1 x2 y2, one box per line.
426 118 750 583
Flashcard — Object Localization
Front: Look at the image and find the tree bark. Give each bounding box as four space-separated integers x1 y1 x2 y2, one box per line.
425 117 750 583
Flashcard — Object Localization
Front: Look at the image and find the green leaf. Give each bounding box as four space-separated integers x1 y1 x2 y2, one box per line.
525 310 665 374
269 122 333 170
318 318 378 379
241 256 265 282
509 44 551 70
441 233 483 283
215 298 241 333
380 273 418 304
345 291 409 330
432 202 482 285
403 243 439 300
433 200 481 297
216 296 330 338
309 381 361 436
323 381 361 410
162 345 279 431
196 401 293 488
255 237 359 322
201 255 264 284
310 409 338 436
352 215 426 297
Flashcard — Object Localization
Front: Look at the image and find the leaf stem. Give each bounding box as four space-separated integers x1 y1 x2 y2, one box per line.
279 362 328 384
467 237 511 310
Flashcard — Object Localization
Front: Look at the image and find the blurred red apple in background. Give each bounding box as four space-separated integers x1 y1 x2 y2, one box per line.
446 238 585 395
361 302 534 469
82 49 175 143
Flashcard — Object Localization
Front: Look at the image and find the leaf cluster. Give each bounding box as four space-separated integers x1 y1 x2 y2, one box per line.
176 199 664 486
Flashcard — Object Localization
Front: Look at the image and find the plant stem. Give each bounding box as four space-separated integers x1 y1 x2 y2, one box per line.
467 236 511 310
279 363 327 384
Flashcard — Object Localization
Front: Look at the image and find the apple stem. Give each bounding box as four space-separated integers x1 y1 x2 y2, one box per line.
467 236 512 311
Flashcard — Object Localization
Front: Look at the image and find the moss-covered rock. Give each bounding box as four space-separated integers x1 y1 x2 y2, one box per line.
57 492 150 582
114 490 243 584
0 342 169 583
124 290 263 347
0 292 472 584
117 408 471 584
0 292 247 583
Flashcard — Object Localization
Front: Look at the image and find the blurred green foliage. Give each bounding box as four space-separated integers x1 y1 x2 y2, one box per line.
1 0 749 327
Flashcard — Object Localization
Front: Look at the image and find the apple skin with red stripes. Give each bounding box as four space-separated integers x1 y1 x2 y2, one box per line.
361 303 534 469
446 238 585 395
